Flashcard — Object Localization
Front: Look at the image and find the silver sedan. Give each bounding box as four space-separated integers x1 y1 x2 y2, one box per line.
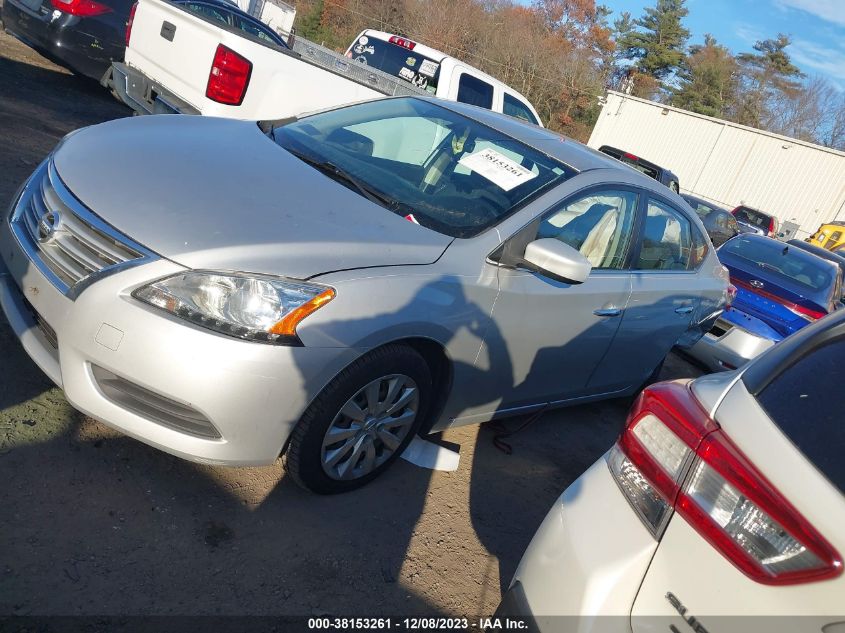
0 97 728 493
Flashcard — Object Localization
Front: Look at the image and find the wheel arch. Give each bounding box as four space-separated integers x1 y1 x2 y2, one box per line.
280 336 454 456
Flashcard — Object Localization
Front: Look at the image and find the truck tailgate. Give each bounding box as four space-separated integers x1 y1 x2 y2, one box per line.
124 0 392 119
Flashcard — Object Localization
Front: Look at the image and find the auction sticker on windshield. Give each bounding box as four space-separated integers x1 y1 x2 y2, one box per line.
458 148 537 191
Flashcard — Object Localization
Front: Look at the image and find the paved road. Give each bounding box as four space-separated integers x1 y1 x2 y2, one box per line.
0 28 704 619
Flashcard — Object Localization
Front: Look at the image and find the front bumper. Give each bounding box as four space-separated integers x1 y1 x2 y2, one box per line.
1 176 358 466
500 456 659 632
686 310 776 372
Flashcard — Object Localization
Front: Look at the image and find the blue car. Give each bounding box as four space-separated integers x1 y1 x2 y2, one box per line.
688 234 843 371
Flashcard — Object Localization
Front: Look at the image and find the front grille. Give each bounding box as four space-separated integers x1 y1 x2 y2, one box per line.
9 161 154 296
92 365 222 440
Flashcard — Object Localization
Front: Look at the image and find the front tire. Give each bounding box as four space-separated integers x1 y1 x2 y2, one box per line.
284 344 432 494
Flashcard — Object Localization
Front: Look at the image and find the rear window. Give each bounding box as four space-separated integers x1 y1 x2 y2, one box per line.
457 73 494 110
734 206 771 229
347 35 440 94
599 147 659 180
756 339 845 495
720 236 834 293
503 93 538 125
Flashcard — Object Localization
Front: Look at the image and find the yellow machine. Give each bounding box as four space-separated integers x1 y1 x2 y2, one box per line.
807 222 845 250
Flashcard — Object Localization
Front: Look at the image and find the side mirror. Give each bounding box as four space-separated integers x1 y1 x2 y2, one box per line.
522 238 592 284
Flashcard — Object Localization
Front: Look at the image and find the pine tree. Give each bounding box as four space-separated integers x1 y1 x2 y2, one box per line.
616 0 690 81
733 34 804 128
671 35 738 118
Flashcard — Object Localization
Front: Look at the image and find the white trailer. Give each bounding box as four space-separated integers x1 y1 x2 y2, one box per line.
588 91 845 239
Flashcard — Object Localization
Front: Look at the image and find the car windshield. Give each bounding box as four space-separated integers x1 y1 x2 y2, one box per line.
347 36 441 94
734 207 770 228
721 237 834 292
270 98 573 238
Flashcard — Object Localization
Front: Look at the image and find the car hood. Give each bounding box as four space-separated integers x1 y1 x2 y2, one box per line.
52 116 452 279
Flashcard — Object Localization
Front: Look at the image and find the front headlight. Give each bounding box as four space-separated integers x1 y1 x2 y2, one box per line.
132 271 335 344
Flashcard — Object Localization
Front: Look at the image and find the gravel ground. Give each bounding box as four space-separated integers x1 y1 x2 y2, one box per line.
0 28 704 620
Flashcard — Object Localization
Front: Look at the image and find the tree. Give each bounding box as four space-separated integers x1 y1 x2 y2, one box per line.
733 34 804 129
671 34 738 118
616 0 690 82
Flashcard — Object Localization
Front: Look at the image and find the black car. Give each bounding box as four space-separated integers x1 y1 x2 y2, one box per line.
787 239 845 291
598 145 680 193
681 193 740 247
2 0 287 81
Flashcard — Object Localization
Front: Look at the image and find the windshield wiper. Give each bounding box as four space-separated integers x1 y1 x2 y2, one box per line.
286 149 403 212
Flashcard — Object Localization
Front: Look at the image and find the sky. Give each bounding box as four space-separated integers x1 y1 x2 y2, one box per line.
594 0 845 89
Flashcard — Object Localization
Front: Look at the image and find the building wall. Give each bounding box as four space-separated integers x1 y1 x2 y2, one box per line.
588 91 845 239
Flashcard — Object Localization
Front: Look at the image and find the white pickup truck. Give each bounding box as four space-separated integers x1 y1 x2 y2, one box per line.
111 0 543 125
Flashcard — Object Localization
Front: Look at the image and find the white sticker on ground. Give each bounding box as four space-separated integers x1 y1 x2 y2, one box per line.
419 60 439 77
458 148 537 191
401 437 460 472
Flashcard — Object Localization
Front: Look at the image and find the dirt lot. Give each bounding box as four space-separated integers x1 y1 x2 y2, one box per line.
0 28 704 621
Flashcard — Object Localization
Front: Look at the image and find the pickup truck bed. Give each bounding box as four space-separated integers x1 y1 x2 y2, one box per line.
113 0 426 118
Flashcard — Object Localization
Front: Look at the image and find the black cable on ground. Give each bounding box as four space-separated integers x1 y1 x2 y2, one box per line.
490 405 550 455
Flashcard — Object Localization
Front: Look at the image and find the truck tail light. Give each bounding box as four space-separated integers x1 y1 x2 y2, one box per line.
768 217 776 236
206 45 252 105
50 0 112 16
388 35 416 50
609 382 842 585
125 1 137 46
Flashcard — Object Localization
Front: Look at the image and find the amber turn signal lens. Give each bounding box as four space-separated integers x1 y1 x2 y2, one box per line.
269 288 335 337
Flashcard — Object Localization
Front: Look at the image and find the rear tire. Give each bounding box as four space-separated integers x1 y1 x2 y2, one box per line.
284 344 432 494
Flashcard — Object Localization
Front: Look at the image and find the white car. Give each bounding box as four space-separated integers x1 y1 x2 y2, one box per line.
498 309 845 631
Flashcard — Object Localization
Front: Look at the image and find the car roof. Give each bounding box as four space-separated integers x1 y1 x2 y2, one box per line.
735 205 769 216
418 98 653 177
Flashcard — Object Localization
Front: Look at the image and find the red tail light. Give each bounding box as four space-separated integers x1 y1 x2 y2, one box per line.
726 284 737 309
623 151 639 161
609 382 842 585
50 0 112 16
732 277 826 322
125 1 137 46
768 217 776 236
389 35 416 50
206 45 252 106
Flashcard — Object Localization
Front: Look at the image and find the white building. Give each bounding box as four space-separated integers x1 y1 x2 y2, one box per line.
588 91 845 239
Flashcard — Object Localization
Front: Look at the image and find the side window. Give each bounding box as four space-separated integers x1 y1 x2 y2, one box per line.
757 339 845 494
534 189 638 270
184 2 231 26
636 198 706 271
457 73 494 110
503 93 538 125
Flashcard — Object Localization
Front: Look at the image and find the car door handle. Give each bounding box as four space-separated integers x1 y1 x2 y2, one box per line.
674 306 694 315
593 308 623 317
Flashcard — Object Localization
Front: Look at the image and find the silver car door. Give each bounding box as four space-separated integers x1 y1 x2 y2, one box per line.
589 195 708 392
481 187 640 411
